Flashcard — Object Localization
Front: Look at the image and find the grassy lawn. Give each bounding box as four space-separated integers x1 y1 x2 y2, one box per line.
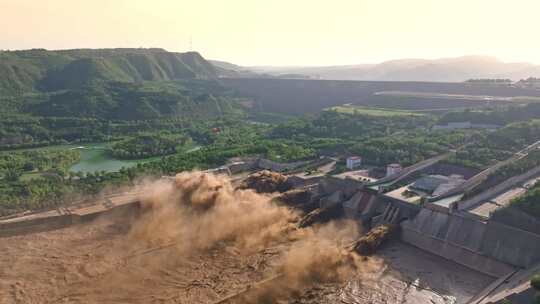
327 105 425 117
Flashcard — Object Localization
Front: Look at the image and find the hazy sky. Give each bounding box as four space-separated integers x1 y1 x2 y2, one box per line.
2 0 540 66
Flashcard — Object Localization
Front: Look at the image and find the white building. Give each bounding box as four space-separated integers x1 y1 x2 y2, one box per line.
346 156 362 170
386 163 403 177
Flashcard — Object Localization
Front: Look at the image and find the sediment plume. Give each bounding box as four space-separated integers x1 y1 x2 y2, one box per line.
354 224 397 256
130 171 298 252
129 171 380 302
239 222 381 303
298 203 345 228
238 170 292 193
281 221 363 284
274 188 315 212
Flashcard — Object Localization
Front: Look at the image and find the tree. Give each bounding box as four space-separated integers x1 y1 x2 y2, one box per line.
532 273 540 290
532 273 540 304
23 162 35 171
5 168 21 181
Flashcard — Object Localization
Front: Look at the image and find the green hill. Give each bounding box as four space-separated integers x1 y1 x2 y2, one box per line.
28 81 240 120
0 48 219 95
0 48 248 121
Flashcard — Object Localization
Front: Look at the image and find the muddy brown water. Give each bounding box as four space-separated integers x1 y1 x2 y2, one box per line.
0 213 492 304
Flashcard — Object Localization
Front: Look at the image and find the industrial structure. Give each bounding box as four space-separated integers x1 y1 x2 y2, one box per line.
2 151 539 303
346 156 362 170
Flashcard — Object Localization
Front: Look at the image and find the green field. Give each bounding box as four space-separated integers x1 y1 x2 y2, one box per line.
327 105 425 117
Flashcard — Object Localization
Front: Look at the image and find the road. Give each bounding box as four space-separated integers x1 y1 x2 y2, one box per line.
433 140 540 201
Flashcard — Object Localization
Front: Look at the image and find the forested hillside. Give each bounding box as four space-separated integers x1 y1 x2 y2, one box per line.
29 81 242 120
0 49 250 148
0 48 220 95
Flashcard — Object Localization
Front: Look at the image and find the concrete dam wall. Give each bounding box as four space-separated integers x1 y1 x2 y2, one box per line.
401 208 540 277
481 221 540 268
222 78 540 114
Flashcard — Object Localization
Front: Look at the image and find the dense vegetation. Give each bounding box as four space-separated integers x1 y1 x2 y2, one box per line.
517 77 540 88
466 150 540 200
0 149 80 179
509 182 540 219
0 81 246 150
0 110 455 215
28 81 243 120
0 149 81 213
532 273 540 302
0 48 221 96
2 50 540 220
0 48 246 150
2 103 540 217
269 111 474 166
465 78 512 84
447 120 540 169
109 133 191 159
533 273 540 290
350 131 468 166
439 103 540 126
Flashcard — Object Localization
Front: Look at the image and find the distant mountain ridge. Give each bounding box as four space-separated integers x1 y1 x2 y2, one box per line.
209 59 264 78
0 48 226 95
238 55 540 82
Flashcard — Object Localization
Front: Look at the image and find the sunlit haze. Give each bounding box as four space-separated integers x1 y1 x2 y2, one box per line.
2 0 540 66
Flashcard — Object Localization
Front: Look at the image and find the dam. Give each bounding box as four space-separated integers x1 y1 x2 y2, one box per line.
1 158 539 303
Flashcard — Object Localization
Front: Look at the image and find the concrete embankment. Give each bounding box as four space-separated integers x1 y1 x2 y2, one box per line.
467 262 540 304
459 166 540 212
0 193 140 237
401 208 540 277
481 221 540 268
401 209 513 277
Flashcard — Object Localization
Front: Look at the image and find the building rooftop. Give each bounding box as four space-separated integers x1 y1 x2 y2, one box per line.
334 170 377 183
411 175 451 193
385 184 423 205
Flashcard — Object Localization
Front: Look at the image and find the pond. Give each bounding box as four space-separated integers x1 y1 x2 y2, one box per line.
68 143 159 173
5 142 200 174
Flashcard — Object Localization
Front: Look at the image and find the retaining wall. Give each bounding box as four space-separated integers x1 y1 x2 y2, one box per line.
0 201 140 238
318 176 362 197
490 206 540 235
0 214 74 237
401 227 514 277
401 207 540 276
481 221 540 268
459 167 540 211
